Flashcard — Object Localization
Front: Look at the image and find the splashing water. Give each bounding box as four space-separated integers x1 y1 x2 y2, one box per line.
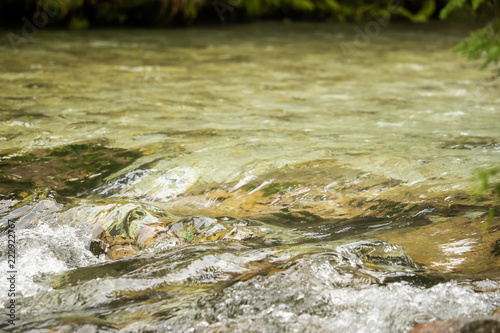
0 23 499 332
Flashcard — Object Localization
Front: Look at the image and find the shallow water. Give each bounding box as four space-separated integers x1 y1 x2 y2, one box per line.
0 22 499 332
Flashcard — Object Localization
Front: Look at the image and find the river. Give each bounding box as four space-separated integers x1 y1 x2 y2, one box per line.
0 22 499 332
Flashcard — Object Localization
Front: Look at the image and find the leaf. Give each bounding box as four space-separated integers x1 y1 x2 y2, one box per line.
439 0 466 20
472 0 486 10
289 0 315 12
484 45 500 68
453 22 500 69
69 17 89 30
392 0 435 23
324 0 342 11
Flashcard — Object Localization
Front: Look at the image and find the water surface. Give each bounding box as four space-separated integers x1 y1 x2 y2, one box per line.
0 22 499 332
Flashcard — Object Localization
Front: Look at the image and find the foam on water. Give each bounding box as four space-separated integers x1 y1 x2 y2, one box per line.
0 223 103 302
165 255 499 333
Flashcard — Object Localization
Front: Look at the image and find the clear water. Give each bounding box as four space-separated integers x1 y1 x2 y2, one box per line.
0 22 499 332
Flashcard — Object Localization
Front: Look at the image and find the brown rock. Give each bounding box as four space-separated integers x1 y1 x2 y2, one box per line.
378 216 500 275
410 317 500 333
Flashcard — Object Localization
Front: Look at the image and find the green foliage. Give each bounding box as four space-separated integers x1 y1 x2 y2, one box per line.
0 0 476 27
453 21 500 69
289 0 315 12
474 168 500 231
439 0 500 69
232 0 374 22
439 0 490 19
394 0 436 23
261 182 299 197
2 0 500 27
0 0 499 69
472 0 487 10
439 0 466 19
69 17 89 30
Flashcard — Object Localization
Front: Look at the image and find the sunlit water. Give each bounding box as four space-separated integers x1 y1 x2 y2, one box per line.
0 22 499 332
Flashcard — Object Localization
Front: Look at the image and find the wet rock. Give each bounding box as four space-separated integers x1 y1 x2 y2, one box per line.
149 159 489 231
46 201 257 259
410 316 500 333
169 216 254 243
66 202 174 258
378 215 500 275
0 188 64 230
130 159 500 274
338 240 419 269
152 160 423 220
440 136 500 150
0 139 142 197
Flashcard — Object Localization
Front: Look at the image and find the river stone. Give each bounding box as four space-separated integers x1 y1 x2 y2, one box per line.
410 317 500 333
0 139 142 197
378 216 500 275
26 198 256 260
84 207 255 259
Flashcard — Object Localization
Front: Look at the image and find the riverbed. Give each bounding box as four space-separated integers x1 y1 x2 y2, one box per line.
0 22 499 332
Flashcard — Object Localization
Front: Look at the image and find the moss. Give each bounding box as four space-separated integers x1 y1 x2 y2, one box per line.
271 212 297 221
1 154 49 163
368 200 408 216
271 210 323 223
261 182 299 197
242 185 257 192
0 140 143 197
51 257 145 288
89 240 106 257
297 210 324 223
355 200 367 207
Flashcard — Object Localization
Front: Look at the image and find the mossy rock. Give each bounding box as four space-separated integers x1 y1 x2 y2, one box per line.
52 201 255 259
0 139 142 197
261 182 300 197
270 210 324 224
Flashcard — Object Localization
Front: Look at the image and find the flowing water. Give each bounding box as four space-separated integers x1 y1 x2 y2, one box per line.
0 22 499 332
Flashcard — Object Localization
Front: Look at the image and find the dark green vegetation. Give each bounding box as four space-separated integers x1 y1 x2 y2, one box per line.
0 0 496 26
261 182 299 197
439 0 500 69
271 209 324 223
2 1 499 68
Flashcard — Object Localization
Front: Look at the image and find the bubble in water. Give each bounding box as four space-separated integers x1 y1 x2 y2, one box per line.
0 223 103 302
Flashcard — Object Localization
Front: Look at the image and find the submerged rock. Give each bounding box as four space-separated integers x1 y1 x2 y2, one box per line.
440 136 500 150
123 159 499 275
51 202 257 259
0 139 142 197
410 316 500 333
378 215 500 276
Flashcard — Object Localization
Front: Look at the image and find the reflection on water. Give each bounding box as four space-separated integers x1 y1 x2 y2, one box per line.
0 22 499 332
